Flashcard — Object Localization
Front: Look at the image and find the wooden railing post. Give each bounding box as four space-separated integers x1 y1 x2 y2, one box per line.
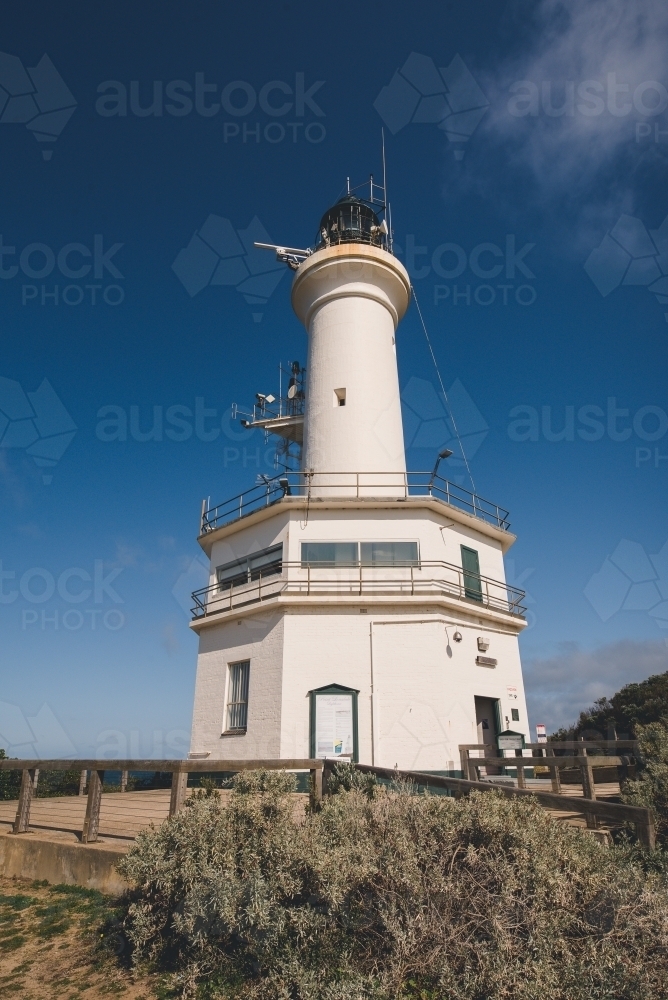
459 747 469 780
515 749 526 789
120 770 128 792
81 769 104 843
578 746 597 801
577 744 597 828
639 809 657 851
78 769 87 796
322 760 334 797
546 747 561 793
310 766 323 810
13 768 36 834
169 770 188 817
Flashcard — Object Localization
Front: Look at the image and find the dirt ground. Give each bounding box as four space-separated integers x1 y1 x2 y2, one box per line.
0 874 164 1000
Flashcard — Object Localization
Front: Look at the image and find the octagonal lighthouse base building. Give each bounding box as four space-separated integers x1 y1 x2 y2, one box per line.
189 191 529 774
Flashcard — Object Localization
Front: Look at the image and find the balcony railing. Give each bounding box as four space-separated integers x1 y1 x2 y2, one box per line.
191 559 526 620
200 471 511 534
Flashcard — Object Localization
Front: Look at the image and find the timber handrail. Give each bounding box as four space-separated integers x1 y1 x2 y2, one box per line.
459 740 639 795
349 762 655 850
1 758 323 843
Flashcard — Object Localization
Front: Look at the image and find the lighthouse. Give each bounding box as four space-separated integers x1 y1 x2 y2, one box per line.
188 183 529 773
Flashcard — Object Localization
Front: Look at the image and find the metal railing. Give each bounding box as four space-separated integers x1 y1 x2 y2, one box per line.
191 558 526 619
200 471 511 534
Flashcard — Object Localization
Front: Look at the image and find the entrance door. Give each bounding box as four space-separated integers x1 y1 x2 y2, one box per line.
475 696 500 774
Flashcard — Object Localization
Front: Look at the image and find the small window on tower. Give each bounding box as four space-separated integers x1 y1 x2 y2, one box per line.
334 388 346 407
225 660 250 732
511 708 520 722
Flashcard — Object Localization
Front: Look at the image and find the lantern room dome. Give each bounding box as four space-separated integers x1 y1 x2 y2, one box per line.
315 194 384 250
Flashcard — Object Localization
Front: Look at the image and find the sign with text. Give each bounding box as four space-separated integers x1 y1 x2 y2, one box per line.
497 730 525 752
315 693 354 758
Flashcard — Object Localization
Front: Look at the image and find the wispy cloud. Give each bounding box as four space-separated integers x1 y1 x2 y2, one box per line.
462 0 668 246
524 638 668 733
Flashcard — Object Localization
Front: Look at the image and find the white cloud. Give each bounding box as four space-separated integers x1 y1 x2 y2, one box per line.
524 638 668 734
467 0 668 244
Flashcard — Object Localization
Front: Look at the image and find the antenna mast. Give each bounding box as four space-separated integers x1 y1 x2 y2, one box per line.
381 128 393 253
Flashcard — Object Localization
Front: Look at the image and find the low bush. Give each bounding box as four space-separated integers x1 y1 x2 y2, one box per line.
623 719 668 847
118 769 668 999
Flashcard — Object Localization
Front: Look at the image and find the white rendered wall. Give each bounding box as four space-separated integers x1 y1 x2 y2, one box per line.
191 603 528 770
189 612 284 760
278 607 528 771
291 245 411 494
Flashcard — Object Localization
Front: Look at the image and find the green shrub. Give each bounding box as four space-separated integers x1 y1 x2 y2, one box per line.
0 749 21 801
552 670 668 740
623 719 668 847
118 772 668 999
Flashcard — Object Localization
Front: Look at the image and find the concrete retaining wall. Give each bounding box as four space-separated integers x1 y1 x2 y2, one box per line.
0 830 129 896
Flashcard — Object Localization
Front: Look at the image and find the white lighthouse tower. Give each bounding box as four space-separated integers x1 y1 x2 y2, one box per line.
189 184 529 773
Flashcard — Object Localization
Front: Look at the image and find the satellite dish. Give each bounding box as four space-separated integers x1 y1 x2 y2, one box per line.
287 384 297 399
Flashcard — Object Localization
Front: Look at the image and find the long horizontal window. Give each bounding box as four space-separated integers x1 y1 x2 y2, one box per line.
301 541 419 567
217 544 282 591
360 542 418 566
301 542 358 567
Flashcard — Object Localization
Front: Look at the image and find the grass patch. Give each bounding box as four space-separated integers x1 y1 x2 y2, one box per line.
0 875 160 997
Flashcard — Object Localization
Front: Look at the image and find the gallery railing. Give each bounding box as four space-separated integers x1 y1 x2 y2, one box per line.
191 559 526 620
200 471 511 534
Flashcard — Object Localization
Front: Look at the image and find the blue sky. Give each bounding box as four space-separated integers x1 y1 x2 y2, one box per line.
1 0 667 756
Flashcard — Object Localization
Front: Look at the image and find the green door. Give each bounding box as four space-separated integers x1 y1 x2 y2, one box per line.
461 545 483 602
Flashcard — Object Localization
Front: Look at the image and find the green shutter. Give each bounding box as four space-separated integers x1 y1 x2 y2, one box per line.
461 545 482 602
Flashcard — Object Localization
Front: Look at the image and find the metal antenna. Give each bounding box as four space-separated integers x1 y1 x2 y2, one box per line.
381 128 388 208
346 176 350 194
381 128 393 252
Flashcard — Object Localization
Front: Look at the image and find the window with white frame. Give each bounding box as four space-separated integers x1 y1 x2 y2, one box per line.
225 660 250 732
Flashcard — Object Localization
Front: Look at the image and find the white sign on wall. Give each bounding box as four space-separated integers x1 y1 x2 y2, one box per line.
315 694 354 758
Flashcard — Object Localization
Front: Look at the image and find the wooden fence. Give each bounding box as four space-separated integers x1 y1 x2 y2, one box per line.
459 740 638 796
0 758 323 844
1 751 655 851
348 761 655 849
